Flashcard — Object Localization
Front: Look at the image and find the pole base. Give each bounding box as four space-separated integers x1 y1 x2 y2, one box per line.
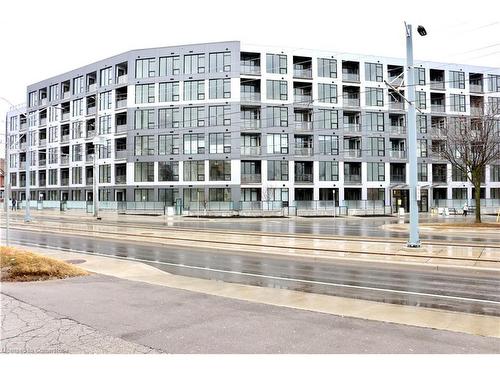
406 241 421 248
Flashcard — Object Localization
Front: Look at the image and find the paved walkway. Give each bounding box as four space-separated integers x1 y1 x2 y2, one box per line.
0 294 157 354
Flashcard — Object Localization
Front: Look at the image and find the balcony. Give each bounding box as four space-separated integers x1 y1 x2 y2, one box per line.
241 146 261 156
61 134 70 143
38 159 46 167
61 112 70 121
431 104 446 113
470 106 483 117
342 73 360 82
86 130 96 139
344 149 361 158
241 119 261 130
86 154 95 163
241 65 261 75
117 74 128 85
294 147 313 156
40 98 48 106
343 98 360 107
390 174 406 183
115 124 127 133
433 173 447 183
241 174 262 183
61 178 69 186
63 91 71 100
344 175 361 184
294 121 313 132
87 83 97 93
470 83 483 94
295 174 313 183
294 94 312 105
115 175 126 184
86 177 94 185
87 106 96 116
39 179 46 187
115 150 127 159
388 76 404 86
20 161 26 169
241 92 261 103
116 99 127 109
390 150 407 159
20 143 27 151
430 81 445 90
390 126 406 135
389 102 405 111
61 155 69 166
344 123 361 132
39 118 47 126
293 68 312 79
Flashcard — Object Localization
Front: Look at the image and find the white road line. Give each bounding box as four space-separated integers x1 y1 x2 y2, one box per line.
9 240 500 306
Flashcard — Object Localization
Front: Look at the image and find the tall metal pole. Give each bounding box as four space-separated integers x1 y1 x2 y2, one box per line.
4 113 10 246
25 112 31 222
93 98 100 219
406 24 420 247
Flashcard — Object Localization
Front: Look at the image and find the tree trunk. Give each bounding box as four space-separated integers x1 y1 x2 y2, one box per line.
474 180 482 224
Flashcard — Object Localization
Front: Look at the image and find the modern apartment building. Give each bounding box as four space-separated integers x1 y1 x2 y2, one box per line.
6 41 500 213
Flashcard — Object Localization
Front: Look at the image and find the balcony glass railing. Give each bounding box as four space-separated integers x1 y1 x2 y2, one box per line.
116 99 127 108
241 119 261 130
342 73 360 82
39 139 47 146
86 154 95 162
432 173 447 183
117 75 128 84
430 81 445 90
115 175 127 184
343 98 360 107
295 174 313 183
470 83 483 93
241 174 262 183
390 126 406 134
241 146 261 156
389 150 407 158
241 92 261 102
344 149 361 158
86 130 96 139
61 134 70 143
294 147 313 156
240 65 261 75
87 83 97 92
61 112 70 121
344 175 361 183
294 121 313 131
294 94 313 104
293 68 312 79
390 174 406 183
389 102 405 110
115 150 127 159
388 76 404 86
344 123 361 132
115 124 127 133
431 104 446 113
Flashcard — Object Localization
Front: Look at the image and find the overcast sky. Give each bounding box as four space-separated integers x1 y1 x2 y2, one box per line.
1 0 499 153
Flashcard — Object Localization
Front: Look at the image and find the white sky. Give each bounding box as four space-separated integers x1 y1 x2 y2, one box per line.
1 0 499 155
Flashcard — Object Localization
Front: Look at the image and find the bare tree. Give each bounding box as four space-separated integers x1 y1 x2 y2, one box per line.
437 101 500 223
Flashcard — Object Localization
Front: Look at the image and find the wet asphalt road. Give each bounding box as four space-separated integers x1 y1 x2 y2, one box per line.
5 228 500 316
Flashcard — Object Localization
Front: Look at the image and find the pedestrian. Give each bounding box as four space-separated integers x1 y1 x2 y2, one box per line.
463 203 468 217
11 198 16 211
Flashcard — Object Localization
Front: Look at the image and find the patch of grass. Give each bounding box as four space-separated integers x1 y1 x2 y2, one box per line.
0 246 89 282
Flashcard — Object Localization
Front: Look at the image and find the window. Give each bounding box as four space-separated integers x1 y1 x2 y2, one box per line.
135 58 155 78
489 75 500 92
267 160 289 181
318 58 337 78
366 112 384 132
416 91 426 109
98 139 111 159
158 161 179 181
367 188 385 201
100 67 113 87
48 126 58 143
184 54 205 74
266 54 287 74
48 169 58 185
209 132 231 153
135 84 155 104
48 147 58 164
318 83 337 103
367 162 385 181
415 67 426 85
134 109 155 129
71 121 83 139
319 161 339 181
159 188 180 205
28 91 37 107
71 167 82 184
365 63 383 82
209 105 231 126
184 80 205 100
98 91 112 110
418 139 428 157
99 165 111 183
159 82 179 102
158 134 179 155
418 115 427 133
209 79 231 99
183 106 205 127
366 88 384 106
449 71 465 89
98 115 111 134
134 135 155 156
491 165 500 182
267 188 289 202
450 94 466 112
134 189 155 201
418 163 427 182
368 137 385 156
72 98 83 116
318 135 339 155
266 80 288 100
209 188 231 202
71 144 82 162
134 162 154 182
73 76 84 94
183 161 205 181
267 107 288 127
159 56 180 76
316 109 338 129
209 52 231 73
452 165 467 182
183 133 205 154
209 160 231 181
267 134 288 154
49 84 59 101
158 108 180 128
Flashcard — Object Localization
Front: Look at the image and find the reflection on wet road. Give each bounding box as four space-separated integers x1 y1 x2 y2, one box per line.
6 228 500 317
